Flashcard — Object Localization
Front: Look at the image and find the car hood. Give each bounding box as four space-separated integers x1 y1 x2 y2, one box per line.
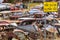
16 25 38 33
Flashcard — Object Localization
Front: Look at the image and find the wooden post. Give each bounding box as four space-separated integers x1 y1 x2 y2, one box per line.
58 7 60 18
58 1 60 18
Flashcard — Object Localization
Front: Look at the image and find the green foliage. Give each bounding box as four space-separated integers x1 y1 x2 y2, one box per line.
8 0 14 3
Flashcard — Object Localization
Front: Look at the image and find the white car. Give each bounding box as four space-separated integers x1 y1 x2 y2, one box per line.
0 0 3 3
0 0 10 10
29 9 40 14
0 4 10 10
0 4 7 9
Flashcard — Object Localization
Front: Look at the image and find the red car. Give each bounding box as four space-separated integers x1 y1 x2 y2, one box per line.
0 21 9 26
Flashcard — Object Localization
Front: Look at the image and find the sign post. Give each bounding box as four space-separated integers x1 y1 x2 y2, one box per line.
44 2 58 40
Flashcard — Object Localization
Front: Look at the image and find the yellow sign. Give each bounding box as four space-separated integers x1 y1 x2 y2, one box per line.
44 2 58 12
